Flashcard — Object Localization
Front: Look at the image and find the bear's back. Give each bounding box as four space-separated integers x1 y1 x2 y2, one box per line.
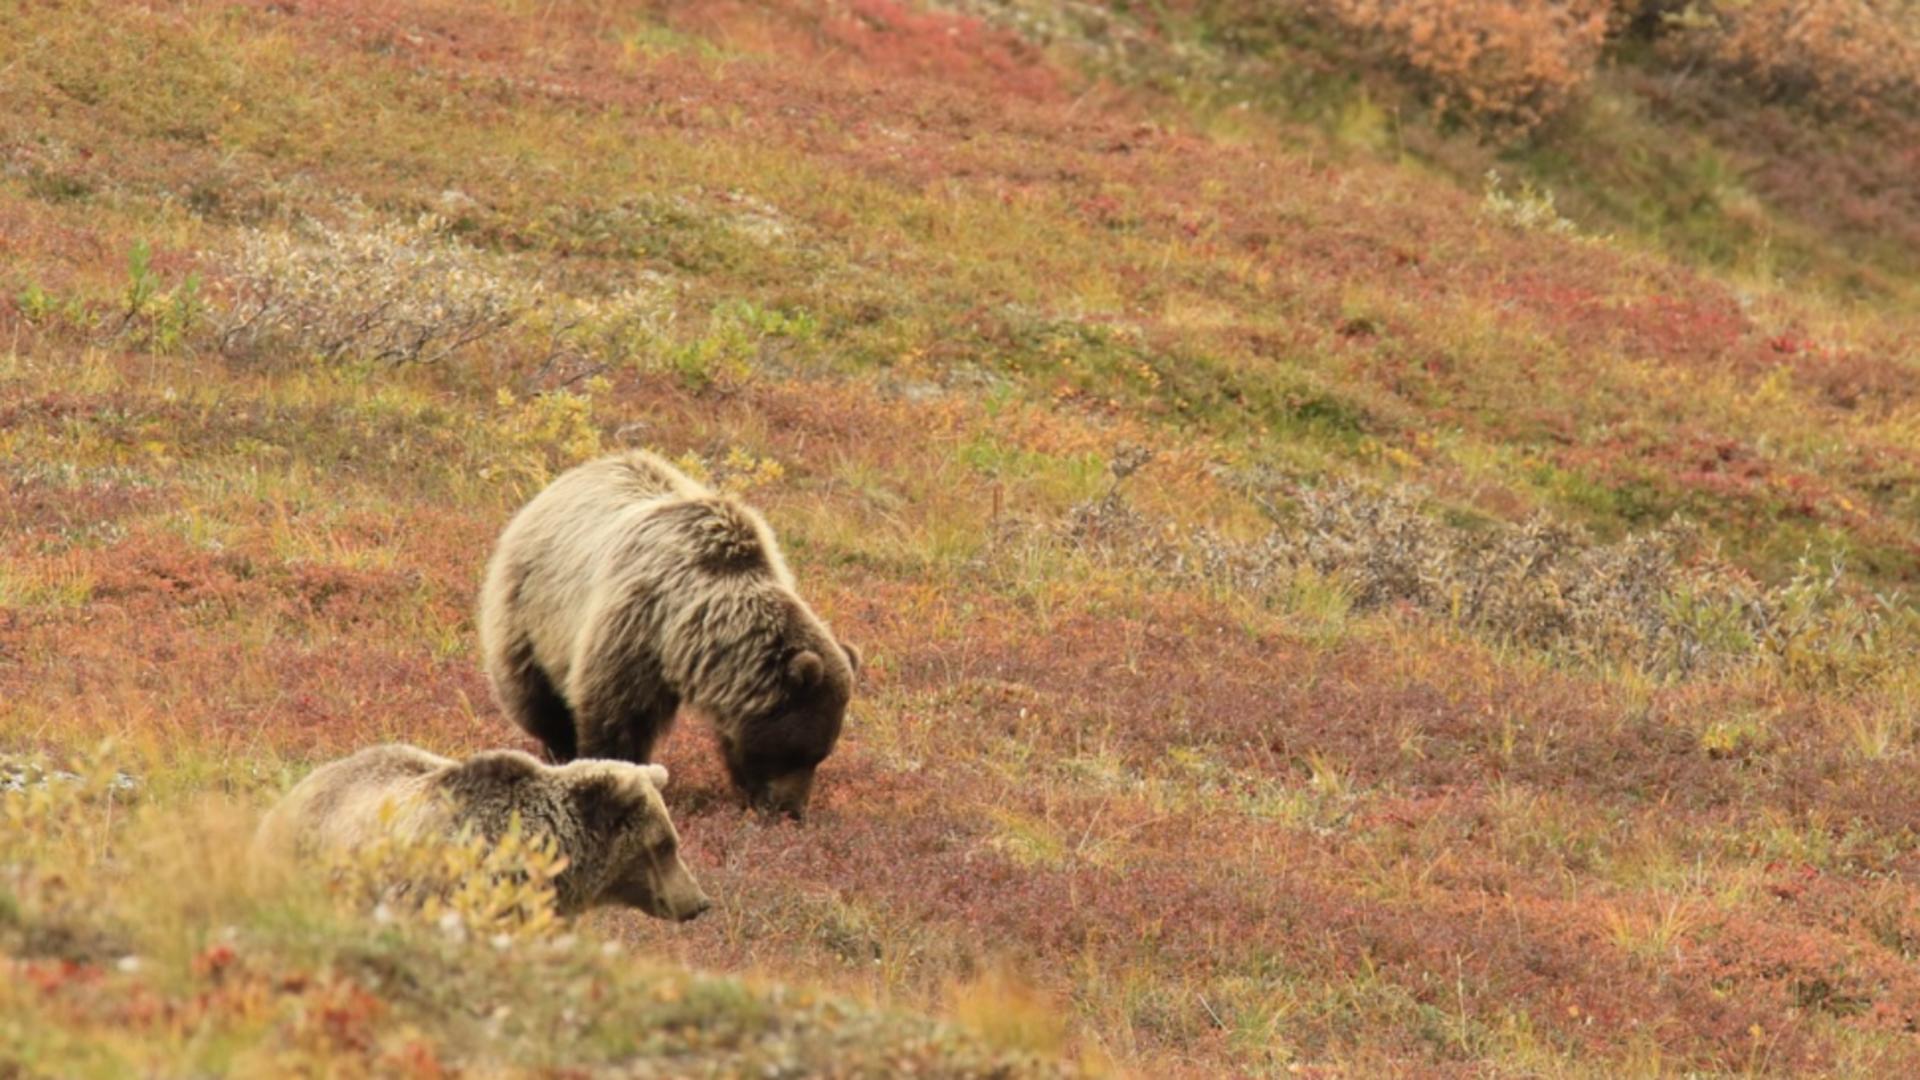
256 744 451 859
604 450 713 503
538 451 712 514
505 453 719 592
494 452 794 667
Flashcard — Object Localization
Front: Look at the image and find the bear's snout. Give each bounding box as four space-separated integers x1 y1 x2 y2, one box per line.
651 861 713 923
754 768 817 821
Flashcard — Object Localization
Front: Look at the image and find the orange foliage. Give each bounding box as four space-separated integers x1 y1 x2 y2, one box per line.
1316 0 1613 128
1189 0 1918 129
1680 0 1920 118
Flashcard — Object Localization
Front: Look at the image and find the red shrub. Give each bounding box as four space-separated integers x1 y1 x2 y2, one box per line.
1671 0 1920 119
1187 0 1613 129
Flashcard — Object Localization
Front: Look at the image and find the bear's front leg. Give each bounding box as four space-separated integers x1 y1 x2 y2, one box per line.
568 626 679 764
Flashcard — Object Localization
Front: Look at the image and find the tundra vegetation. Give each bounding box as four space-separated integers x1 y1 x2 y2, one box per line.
3 0 1919 1074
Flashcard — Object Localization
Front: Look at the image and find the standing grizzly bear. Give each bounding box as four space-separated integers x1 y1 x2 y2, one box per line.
253 744 711 920
479 450 858 820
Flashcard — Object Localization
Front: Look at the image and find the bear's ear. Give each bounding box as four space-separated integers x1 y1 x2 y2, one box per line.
788 649 825 686
638 763 669 789
454 750 541 788
570 773 631 835
838 639 861 676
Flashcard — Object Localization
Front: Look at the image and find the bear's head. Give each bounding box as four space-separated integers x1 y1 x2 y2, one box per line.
722 630 859 821
450 751 710 921
560 759 711 921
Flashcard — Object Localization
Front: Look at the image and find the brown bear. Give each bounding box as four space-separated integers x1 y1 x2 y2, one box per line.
478 450 858 820
253 744 711 921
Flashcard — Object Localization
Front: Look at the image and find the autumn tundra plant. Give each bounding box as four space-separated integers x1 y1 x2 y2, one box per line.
306 807 573 942
1481 170 1579 235
1 742 134 886
1321 0 1613 128
522 280 678 392
8 0 1920 1071
0 748 1069 1076
1186 0 1614 129
1642 0 1920 118
1171 0 1920 130
1061 471 1911 684
14 240 205 353
213 215 539 365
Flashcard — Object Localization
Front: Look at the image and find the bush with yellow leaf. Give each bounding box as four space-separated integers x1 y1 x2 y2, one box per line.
322 802 572 942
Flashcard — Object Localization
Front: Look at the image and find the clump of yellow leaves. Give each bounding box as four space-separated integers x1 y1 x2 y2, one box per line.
325 801 571 942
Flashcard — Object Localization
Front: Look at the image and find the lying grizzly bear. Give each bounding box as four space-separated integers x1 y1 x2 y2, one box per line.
478 450 858 819
254 744 710 921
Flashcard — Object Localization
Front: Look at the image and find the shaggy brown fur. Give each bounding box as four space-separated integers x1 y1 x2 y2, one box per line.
253 744 710 920
478 451 858 819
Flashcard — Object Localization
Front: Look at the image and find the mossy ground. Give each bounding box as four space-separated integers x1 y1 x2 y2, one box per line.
3 1 1919 1075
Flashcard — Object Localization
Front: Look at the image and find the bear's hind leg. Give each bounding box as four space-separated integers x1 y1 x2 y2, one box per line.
494 642 579 763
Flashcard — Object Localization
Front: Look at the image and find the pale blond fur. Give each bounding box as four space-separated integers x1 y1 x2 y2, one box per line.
253 744 707 920
477 450 856 818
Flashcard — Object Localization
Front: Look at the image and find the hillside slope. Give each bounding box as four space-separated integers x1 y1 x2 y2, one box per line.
3 0 1919 1075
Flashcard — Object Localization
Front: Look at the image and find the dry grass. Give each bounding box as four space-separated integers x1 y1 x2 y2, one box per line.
214 215 538 367
0 745 1068 1077
3 0 1920 1075
1058 472 1914 686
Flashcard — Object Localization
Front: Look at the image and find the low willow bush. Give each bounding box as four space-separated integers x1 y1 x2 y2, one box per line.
1059 473 1909 685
